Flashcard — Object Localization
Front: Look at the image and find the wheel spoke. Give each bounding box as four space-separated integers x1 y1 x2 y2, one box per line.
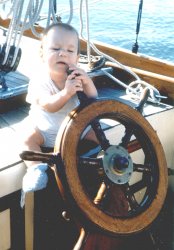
123 184 140 210
94 182 107 205
91 119 110 151
129 180 147 194
133 163 152 173
78 157 105 199
120 127 133 148
79 156 103 169
126 139 141 153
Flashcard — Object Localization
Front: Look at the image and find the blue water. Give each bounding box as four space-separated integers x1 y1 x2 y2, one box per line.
2 0 174 63
41 0 174 63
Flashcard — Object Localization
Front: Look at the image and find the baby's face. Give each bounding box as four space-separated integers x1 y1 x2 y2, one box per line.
42 27 79 75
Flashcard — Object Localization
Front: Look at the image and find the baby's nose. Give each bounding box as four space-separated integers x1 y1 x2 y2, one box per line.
58 49 66 56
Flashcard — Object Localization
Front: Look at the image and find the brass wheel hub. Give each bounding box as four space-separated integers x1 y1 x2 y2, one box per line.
102 145 133 184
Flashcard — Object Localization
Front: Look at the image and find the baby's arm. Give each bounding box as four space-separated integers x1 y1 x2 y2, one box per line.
37 74 83 113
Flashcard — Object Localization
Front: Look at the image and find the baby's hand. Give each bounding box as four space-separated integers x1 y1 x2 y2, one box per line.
64 72 83 97
67 65 93 86
67 64 98 99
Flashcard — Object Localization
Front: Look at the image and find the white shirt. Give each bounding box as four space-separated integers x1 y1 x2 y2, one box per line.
26 72 79 147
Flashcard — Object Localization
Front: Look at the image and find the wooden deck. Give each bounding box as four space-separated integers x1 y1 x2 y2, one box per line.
0 105 29 169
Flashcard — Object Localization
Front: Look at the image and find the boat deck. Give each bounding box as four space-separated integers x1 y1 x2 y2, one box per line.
0 31 174 250
1 33 174 186
0 105 29 169
0 35 44 170
0 71 29 99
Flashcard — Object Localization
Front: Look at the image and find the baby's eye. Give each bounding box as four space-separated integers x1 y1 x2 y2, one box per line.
49 48 60 51
68 49 74 53
53 48 60 51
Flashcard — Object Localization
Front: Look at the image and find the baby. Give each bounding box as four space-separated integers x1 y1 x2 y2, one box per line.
20 22 98 203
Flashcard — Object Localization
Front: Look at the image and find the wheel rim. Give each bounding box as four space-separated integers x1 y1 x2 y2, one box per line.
55 99 168 235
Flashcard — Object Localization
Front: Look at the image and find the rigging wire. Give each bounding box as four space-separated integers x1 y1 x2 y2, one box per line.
53 0 57 14
132 0 143 53
79 0 140 80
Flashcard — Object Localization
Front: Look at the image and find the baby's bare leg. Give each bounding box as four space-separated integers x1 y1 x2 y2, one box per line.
19 127 48 207
21 127 44 168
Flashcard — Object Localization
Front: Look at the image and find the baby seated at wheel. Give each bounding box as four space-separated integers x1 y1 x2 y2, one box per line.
19 22 98 206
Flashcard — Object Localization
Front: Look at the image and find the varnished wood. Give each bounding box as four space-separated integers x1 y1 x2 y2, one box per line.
80 39 174 78
0 17 42 40
25 193 34 250
1 17 174 79
105 61 174 99
54 99 168 236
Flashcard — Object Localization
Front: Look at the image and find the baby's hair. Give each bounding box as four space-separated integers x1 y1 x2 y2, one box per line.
41 22 80 55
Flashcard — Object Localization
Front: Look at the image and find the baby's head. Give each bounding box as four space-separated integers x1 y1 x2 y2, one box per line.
42 23 80 53
40 23 80 75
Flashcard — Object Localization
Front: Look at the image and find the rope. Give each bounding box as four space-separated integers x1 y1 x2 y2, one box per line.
0 0 14 19
1 0 23 65
79 0 140 80
79 0 91 64
0 0 163 103
78 0 163 103
0 0 45 69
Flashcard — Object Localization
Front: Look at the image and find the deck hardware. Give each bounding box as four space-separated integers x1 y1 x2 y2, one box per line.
135 87 149 113
132 0 143 53
62 211 71 222
0 44 22 72
103 145 133 184
102 68 164 104
0 73 8 91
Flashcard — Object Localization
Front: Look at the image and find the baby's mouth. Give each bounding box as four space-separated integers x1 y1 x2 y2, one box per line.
56 61 68 69
57 61 67 65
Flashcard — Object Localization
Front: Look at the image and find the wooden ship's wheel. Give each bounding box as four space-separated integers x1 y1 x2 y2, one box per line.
20 95 169 249
53 98 168 236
